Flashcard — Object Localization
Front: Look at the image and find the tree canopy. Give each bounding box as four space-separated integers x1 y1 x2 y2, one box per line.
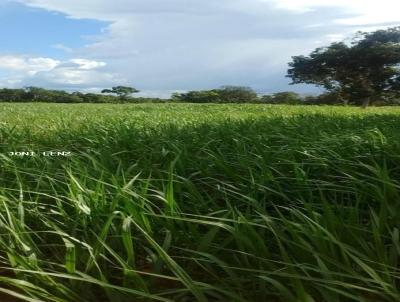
287 27 400 107
172 86 259 103
101 86 139 99
0 87 164 103
261 92 303 104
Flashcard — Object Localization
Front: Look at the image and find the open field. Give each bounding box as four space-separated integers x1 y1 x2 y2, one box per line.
1 103 400 301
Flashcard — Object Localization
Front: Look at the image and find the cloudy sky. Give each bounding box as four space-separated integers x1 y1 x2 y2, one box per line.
0 0 399 97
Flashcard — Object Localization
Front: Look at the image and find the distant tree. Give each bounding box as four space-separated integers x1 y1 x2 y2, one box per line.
51 90 80 103
270 92 303 104
101 86 139 101
260 94 273 103
24 87 48 101
171 87 259 103
303 91 345 105
287 27 400 107
171 90 221 103
24 87 82 103
0 88 27 102
0 86 169 103
216 86 259 103
81 93 107 103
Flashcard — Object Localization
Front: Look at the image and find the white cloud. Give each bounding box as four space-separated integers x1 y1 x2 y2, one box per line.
325 33 346 42
36 68 119 86
267 0 400 25
69 59 106 70
0 56 60 75
52 43 73 53
0 55 119 89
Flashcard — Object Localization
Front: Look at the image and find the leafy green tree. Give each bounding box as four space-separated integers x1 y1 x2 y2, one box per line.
24 87 49 101
216 86 259 103
260 94 273 103
172 90 221 103
81 93 107 103
271 92 303 104
287 27 400 107
101 86 139 101
0 88 27 102
24 87 81 103
172 86 259 103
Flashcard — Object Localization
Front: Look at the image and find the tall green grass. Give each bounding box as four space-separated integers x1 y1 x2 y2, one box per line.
0 103 400 301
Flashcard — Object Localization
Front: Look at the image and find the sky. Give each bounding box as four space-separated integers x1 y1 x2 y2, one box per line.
0 0 399 97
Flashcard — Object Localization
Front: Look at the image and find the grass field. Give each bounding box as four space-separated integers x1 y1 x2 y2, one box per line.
1 103 400 302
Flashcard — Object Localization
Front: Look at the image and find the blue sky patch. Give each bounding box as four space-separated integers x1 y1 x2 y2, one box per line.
0 2 107 58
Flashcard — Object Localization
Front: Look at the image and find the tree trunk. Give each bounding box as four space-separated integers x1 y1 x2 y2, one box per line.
361 97 370 109
337 95 347 106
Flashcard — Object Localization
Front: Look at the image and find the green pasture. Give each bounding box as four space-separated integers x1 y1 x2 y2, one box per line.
0 103 400 301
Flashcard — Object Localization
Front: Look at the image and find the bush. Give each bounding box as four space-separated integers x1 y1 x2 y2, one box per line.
172 86 259 103
261 91 303 104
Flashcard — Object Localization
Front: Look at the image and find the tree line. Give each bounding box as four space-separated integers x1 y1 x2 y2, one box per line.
0 27 399 106
0 85 309 104
0 86 164 103
0 85 399 105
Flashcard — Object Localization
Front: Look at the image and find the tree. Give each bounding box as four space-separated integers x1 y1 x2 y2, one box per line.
270 92 303 104
303 91 347 105
216 86 259 103
0 88 27 102
101 86 139 100
171 90 221 103
24 87 49 102
171 86 259 103
287 27 400 107
260 94 273 103
24 87 83 103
